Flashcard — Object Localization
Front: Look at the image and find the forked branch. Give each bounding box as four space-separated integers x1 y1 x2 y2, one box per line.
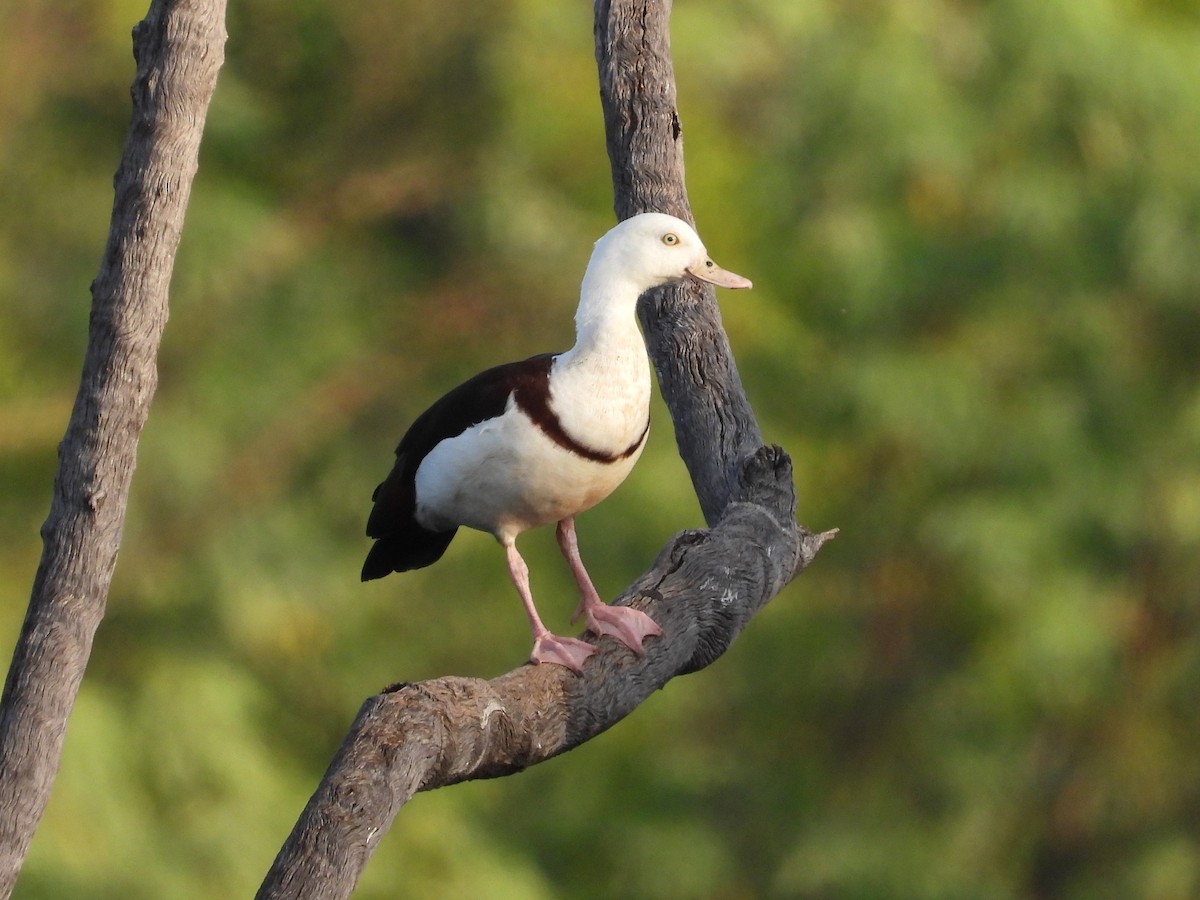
256 1 831 897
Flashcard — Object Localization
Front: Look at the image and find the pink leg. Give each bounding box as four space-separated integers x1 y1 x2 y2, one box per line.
556 518 662 655
504 539 594 673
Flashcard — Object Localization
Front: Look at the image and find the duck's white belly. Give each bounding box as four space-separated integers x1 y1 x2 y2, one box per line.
413 402 646 540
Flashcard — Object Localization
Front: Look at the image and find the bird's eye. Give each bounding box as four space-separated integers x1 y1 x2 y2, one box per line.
662 233 679 246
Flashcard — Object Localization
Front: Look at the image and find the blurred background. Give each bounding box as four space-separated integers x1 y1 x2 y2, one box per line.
2 0 1199 897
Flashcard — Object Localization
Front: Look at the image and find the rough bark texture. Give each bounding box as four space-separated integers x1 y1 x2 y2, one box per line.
259 453 831 900
256 1 832 897
596 0 766 524
0 2 227 895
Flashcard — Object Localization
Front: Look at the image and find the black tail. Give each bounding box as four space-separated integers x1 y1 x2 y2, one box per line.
362 448 458 580
361 523 458 581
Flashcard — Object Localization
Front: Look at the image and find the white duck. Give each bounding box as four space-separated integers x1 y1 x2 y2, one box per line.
362 213 752 671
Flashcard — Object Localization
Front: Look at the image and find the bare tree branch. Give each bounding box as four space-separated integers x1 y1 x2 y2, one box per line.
256 1 832 897
597 0 770 525
259 452 831 900
0 2 227 894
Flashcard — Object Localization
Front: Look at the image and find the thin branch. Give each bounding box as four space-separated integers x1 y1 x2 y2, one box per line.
0 2 227 894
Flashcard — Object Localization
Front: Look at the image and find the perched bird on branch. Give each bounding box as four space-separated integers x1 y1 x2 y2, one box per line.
362 212 752 671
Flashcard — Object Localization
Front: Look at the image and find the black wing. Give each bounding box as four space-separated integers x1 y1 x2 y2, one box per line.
360 353 556 579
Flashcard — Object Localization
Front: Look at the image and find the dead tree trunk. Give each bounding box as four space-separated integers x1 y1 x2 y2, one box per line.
255 0 833 897
0 2 227 895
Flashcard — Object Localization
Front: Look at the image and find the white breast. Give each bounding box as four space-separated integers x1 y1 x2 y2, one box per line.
413 398 647 542
548 346 652 455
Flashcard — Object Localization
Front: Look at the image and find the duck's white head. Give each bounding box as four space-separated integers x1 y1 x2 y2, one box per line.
586 212 752 295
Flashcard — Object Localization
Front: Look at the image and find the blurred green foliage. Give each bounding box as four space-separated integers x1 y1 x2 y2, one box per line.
2 0 1199 896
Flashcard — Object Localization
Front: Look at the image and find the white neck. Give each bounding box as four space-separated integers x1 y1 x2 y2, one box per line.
561 246 648 364
547 247 653 451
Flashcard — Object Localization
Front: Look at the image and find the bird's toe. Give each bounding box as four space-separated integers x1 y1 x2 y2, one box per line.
584 604 663 655
530 633 596 673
